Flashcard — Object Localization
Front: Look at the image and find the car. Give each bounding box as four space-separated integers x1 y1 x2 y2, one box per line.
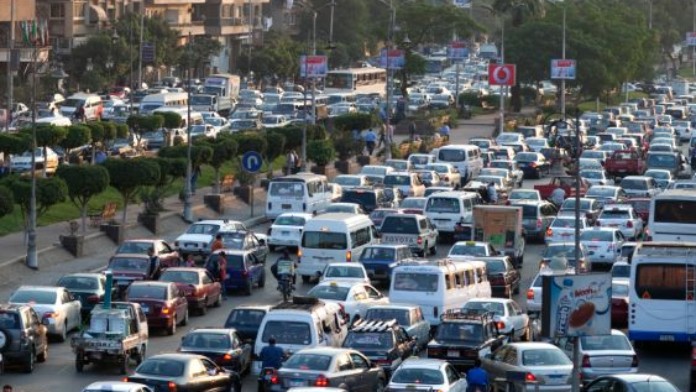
619 176 660 198
81 381 154 392
324 202 366 215
8 286 82 342
125 281 189 335
368 208 402 229
320 262 370 284
526 137 550 152
56 273 115 315
424 186 456 197
307 281 388 321
482 342 573 392
557 197 601 224
462 298 530 341
341 187 396 213
666 180 696 190
332 174 372 190
364 304 431 351
545 216 589 245
425 163 462 188
342 318 416 377
414 169 442 187
514 152 551 179
488 160 525 187
507 189 542 203
611 280 630 328
205 249 266 295
216 229 269 264
579 228 625 270
158 268 222 315
229 118 261 132
0 304 49 372
224 305 271 343
448 241 499 259
178 328 252 373
409 153 436 170
596 205 644 240
427 310 506 369
495 132 524 146
526 267 575 317
580 169 609 186
358 244 413 283
611 260 631 285
581 374 680 392
585 185 626 208
380 213 438 257
385 159 413 173
473 175 511 200
387 357 468 392
267 213 314 251
478 256 521 298
644 168 673 190
399 197 427 215
270 347 386 391
114 239 181 268
384 172 426 197
125 353 242 392
512 200 558 242
174 219 246 258
107 253 160 294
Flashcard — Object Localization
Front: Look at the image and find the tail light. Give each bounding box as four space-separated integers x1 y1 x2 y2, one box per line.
525 373 537 382
582 355 591 368
346 250 352 262
546 228 553 237
632 354 640 367
302 203 307 211
161 306 171 315
627 221 633 228
315 375 329 387
297 248 302 263
527 289 534 300
433 306 439 318
87 295 100 304
222 353 233 361
536 219 543 229
496 321 506 330
168 381 177 392
43 312 58 319
417 236 423 245
444 176 450 181
122 377 129 382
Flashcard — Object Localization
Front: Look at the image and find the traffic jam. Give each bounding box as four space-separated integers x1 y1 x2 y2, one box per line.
2 81 696 392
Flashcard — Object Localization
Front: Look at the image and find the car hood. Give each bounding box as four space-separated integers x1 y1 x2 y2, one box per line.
176 234 213 243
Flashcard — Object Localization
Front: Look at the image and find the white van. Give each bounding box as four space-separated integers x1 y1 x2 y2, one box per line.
436 144 483 184
298 213 379 282
424 191 480 234
252 296 349 375
60 93 103 120
139 92 188 114
390 259 491 326
266 173 333 219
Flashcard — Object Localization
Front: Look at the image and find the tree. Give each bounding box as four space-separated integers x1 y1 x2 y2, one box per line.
86 122 111 164
264 132 286 178
333 113 372 132
158 144 213 169
127 114 164 146
102 158 161 224
232 132 268 155
26 125 67 177
208 139 239 193
238 32 303 80
491 0 546 26
0 133 29 174
307 139 336 167
60 125 92 163
177 36 224 77
159 111 183 148
56 165 110 234
0 186 14 219
4 176 67 227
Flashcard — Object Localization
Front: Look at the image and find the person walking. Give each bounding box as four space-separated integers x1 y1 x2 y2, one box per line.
211 234 224 252
285 150 297 175
409 120 417 142
217 251 228 300
377 126 386 149
487 182 498 204
439 122 451 142
191 165 202 194
364 128 377 155
466 359 489 392
182 254 196 267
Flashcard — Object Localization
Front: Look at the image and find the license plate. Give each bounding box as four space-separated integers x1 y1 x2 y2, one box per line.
548 375 565 384
141 305 150 313
289 380 305 387
660 335 675 341
447 350 460 357
561 233 571 236
367 269 375 275
282 231 290 236
186 243 196 247
282 204 291 209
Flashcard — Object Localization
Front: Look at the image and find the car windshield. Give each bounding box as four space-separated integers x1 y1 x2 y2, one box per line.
580 231 613 242
401 198 426 209
127 285 166 299
463 301 505 316
302 231 347 250
393 273 438 292
580 335 632 350
284 354 332 371
381 216 419 234
364 308 410 325
543 246 574 259
182 332 231 349
10 290 56 304
274 215 306 227
436 323 483 342
218 232 247 249
498 133 520 142
391 368 445 384
426 197 461 214
515 153 538 162
581 171 603 179
109 257 148 271
308 285 350 301
325 266 364 279
561 199 592 211
588 187 617 197
384 175 411 186
261 321 311 345
136 359 185 377
335 176 362 186
269 182 305 197
344 331 393 349
647 171 670 179
360 247 395 261
612 282 629 297
159 270 199 285
551 219 575 228
226 309 266 328
449 244 486 256
116 241 154 255
186 224 220 235
647 154 677 168
439 149 466 162
600 210 630 219
57 276 99 291
342 191 377 206
327 204 358 213
521 349 572 366
410 155 431 165
612 264 631 279
631 381 680 392
510 191 540 200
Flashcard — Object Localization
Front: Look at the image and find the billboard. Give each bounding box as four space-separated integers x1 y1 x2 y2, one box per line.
299 55 328 78
541 273 612 339
488 64 516 86
551 59 577 80
379 49 405 70
688 32 696 46
453 0 472 8
448 41 469 60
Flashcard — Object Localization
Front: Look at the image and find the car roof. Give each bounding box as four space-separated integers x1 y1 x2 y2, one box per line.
83 381 151 391
163 267 206 273
507 342 559 350
399 357 449 370
327 262 364 268
130 281 171 288
466 297 512 305
364 244 409 250
293 347 353 356
453 241 488 247
367 303 419 311
598 374 669 383
111 253 149 259
15 285 62 292
188 328 237 335
314 280 362 289
211 249 250 256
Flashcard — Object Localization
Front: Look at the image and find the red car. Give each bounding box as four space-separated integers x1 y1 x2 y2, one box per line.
114 239 182 268
126 281 189 335
611 280 629 328
158 267 222 315
624 197 650 223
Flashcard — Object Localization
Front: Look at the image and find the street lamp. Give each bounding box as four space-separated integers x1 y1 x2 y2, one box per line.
105 57 114 80
183 32 194 223
87 58 94 72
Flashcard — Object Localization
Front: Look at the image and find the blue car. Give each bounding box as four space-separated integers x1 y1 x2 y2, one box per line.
206 249 266 295
359 244 414 284
56 273 115 315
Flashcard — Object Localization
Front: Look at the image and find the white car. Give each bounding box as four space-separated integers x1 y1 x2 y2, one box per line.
82 382 154 392
267 213 314 251
673 120 693 142
495 132 524 146
644 168 673 190
611 260 631 285
189 124 218 139
408 153 436 170
525 137 550 152
387 358 468 392
448 241 498 259
580 169 608 186
174 219 246 257
545 216 589 245
332 174 371 190
307 281 388 321
596 205 643 240
424 163 461 188
324 202 365 215
579 227 625 268
319 262 370 284
507 189 542 203
462 298 531 341
488 160 524 188
557 330 638 382
261 114 290 128
384 172 426 197
11 147 60 175
9 285 82 342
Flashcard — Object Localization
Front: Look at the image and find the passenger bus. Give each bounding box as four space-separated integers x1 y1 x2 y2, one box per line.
629 242 696 343
424 56 451 75
648 189 696 242
324 68 387 96
265 173 332 219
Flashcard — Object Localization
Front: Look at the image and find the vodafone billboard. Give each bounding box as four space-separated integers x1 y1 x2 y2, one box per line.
488 64 516 86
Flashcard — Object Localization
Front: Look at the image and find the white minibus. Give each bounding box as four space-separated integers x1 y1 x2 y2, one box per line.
139 92 188 114
266 173 332 219
436 144 483 184
424 191 480 234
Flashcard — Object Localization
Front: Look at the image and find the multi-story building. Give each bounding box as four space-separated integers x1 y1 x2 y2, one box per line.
0 0 51 72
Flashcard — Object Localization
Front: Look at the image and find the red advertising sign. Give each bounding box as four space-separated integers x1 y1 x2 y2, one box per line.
488 64 516 86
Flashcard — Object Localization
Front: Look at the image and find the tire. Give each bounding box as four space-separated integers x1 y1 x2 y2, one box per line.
75 353 84 373
199 300 208 316
375 378 386 392
269 245 276 252
244 281 253 296
167 317 177 335
37 343 48 363
24 348 35 373
301 275 311 284
258 273 266 288
429 244 437 256
213 292 223 307
120 354 129 375
181 309 189 326
0 329 11 350
57 321 68 342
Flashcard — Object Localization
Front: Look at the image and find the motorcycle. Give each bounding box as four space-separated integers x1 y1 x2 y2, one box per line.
277 273 294 302
258 367 278 392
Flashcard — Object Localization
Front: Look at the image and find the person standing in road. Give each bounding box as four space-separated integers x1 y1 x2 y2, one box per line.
439 122 451 142
211 234 224 252
217 251 228 300
409 120 417 142
487 182 498 204
285 150 297 175
147 248 161 280
364 128 377 155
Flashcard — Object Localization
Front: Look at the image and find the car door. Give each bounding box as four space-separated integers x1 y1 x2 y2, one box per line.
188 358 214 392
445 364 466 392
171 285 187 322
201 358 230 391
61 289 80 330
246 254 261 285
202 271 220 306
250 233 269 262
27 308 48 354
158 241 180 267
350 352 376 392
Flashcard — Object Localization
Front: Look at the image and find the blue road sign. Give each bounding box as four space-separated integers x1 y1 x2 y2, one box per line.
242 151 263 173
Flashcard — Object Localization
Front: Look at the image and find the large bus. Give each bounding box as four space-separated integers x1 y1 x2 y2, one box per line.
648 189 696 242
324 68 387 96
629 242 696 344
425 56 451 75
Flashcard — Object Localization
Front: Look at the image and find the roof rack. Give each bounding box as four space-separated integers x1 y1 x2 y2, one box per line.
350 319 398 333
440 308 494 322
271 296 322 311
399 258 454 267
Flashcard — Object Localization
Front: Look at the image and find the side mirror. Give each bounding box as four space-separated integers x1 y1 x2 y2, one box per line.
259 238 266 245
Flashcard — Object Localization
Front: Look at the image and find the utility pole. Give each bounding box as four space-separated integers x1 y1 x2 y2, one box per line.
26 39 38 270
6 0 15 131
561 5 566 117
137 12 145 89
499 20 505 136
183 32 193 222
385 0 395 160
693 1 695 77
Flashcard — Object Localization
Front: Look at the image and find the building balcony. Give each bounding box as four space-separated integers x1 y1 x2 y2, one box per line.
174 21 206 36
0 45 50 64
205 17 250 37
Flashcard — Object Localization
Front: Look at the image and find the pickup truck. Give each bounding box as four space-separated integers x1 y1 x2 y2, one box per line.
604 150 646 179
534 176 589 199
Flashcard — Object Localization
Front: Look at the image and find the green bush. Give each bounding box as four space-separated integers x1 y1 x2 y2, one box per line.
307 139 336 166
273 126 303 152
331 131 361 160
232 131 268 155
333 113 372 131
459 92 480 106
481 94 501 108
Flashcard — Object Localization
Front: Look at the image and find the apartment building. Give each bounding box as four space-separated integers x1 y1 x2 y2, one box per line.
0 0 51 72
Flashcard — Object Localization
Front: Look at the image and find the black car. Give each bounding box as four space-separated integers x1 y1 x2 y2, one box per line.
479 256 521 298
426 309 505 370
224 305 271 342
0 304 49 373
341 187 394 213
216 230 269 264
178 328 252 373
342 319 416 378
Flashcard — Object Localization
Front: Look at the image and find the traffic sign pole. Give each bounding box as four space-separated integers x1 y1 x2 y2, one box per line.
242 151 263 219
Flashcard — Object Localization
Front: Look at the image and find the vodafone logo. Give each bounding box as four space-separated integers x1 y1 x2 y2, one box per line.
488 64 516 86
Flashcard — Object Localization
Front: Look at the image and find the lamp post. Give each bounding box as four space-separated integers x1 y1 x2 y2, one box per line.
106 57 114 81
183 32 194 223
561 4 566 117
26 24 43 270
383 0 396 160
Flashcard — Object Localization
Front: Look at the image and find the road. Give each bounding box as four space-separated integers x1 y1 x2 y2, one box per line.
1 116 691 391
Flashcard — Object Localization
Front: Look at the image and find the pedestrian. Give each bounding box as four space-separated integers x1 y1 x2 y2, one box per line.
439 122 451 142
487 182 498 204
211 234 224 252
364 128 377 155
377 126 386 149
147 248 161 280
293 150 302 174
94 149 107 164
217 251 228 299
409 120 417 142
183 254 196 267
550 187 566 208
285 150 296 175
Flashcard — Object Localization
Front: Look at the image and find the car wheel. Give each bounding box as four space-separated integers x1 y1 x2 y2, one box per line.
75 353 84 373
213 292 223 307
167 317 177 335
244 281 253 296
375 378 386 392
301 275 311 284
268 245 276 252
429 243 437 256
258 273 266 288
199 298 208 316
181 309 189 326
37 344 48 363
57 321 68 343
120 354 129 375
24 348 35 373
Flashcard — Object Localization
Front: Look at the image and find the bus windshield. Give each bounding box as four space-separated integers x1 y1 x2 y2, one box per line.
392 272 439 292
653 199 696 224
269 182 305 198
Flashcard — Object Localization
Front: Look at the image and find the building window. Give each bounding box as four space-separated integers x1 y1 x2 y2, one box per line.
73 2 86 19
50 3 65 18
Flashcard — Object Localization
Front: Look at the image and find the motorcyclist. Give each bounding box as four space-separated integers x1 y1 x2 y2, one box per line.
466 359 489 392
271 250 296 285
259 337 285 370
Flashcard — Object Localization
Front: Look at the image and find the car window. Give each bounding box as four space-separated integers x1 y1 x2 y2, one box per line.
189 359 207 377
350 353 369 369
336 354 353 371
445 365 460 384
365 286 381 299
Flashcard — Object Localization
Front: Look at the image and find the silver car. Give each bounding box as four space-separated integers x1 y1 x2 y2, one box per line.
482 342 573 391
8 286 82 342
557 330 638 382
